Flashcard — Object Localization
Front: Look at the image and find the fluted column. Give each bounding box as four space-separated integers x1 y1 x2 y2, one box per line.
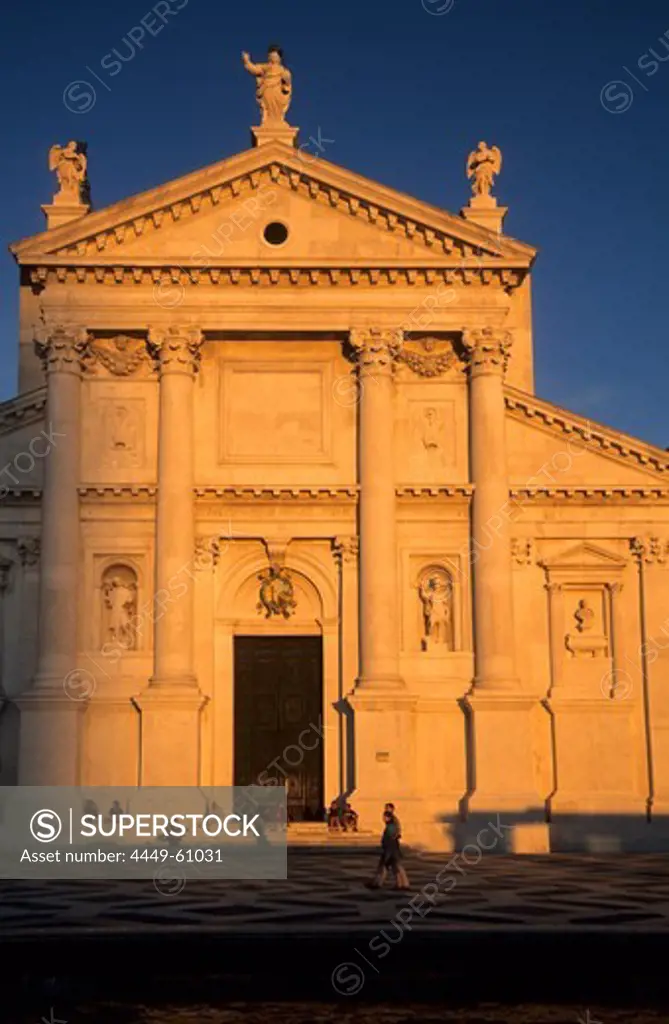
147 324 203 689
17 325 89 784
350 327 404 690
464 326 518 691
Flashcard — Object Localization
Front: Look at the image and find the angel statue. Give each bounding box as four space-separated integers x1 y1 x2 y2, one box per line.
48 140 89 204
466 141 502 200
242 45 292 125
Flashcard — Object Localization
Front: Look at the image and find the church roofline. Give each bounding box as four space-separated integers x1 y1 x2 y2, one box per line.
0 386 46 436
505 385 669 477
9 141 536 265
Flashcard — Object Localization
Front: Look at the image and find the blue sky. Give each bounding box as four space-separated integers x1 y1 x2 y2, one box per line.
1 0 668 446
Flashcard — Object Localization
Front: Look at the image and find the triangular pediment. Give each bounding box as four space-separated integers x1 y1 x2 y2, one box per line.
10 142 534 269
541 542 628 571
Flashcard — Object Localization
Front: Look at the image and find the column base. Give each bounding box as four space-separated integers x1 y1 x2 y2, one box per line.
15 690 87 784
463 691 547 817
347 688 417 828
134 684 207 786
353 674 405 691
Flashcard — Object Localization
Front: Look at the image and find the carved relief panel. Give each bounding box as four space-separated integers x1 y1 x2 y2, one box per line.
395 381 467 484
101 399 145 469
81 380 155 483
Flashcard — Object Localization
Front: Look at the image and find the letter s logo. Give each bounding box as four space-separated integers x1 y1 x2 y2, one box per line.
30 809 63 843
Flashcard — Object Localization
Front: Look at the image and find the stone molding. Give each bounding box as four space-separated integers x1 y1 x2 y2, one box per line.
510 487 669 503
26 264 525 292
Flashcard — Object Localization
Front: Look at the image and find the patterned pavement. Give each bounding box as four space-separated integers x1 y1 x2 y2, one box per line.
3 850 669 938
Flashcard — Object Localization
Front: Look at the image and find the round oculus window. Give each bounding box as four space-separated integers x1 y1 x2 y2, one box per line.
263 221 289 246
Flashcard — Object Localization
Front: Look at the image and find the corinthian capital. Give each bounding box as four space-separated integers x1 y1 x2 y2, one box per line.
147 325 204 376
332 535 359 566
630 536 668 565
34 321 91 375
349 327 403 375
462 326 512 376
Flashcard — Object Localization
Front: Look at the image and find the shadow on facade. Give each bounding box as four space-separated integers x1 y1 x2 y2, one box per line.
437 808 669 853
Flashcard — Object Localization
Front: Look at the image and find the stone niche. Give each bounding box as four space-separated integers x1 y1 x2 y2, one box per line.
539 541 628 696
403 555 463 655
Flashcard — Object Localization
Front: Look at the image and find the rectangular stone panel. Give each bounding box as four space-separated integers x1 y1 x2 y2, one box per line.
219 361 332 463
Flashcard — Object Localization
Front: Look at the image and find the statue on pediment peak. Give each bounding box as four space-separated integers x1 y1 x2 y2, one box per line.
242 44 292 125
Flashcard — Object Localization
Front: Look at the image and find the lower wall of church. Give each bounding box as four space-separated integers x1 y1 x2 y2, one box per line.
3 519 669 852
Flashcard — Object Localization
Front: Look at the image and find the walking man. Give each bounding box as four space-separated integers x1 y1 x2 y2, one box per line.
366 809 411 890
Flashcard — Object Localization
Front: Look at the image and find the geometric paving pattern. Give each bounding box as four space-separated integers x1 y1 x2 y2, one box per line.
3 851 669 937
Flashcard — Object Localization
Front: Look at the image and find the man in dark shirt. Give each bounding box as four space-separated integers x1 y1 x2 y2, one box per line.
366 809 410 890
385 802 401 838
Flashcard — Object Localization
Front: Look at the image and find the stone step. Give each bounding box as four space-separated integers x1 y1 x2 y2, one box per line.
286 823 378 846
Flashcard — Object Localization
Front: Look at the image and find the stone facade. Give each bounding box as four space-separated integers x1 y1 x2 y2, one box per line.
2 120 669 851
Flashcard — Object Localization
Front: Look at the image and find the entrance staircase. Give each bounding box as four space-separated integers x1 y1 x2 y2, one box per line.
286 822 378 847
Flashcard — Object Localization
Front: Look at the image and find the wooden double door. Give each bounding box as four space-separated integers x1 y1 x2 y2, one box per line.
233 636 324 822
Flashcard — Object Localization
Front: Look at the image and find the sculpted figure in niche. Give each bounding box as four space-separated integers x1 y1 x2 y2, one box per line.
242 45 292 124
48 141 89 204
466 141 502 199
102 566 138 651
418 569 454 651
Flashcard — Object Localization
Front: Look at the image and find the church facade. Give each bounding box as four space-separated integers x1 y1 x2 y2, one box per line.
2 75 669 850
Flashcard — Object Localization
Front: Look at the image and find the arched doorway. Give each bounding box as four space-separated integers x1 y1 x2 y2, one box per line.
217 551 337 823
